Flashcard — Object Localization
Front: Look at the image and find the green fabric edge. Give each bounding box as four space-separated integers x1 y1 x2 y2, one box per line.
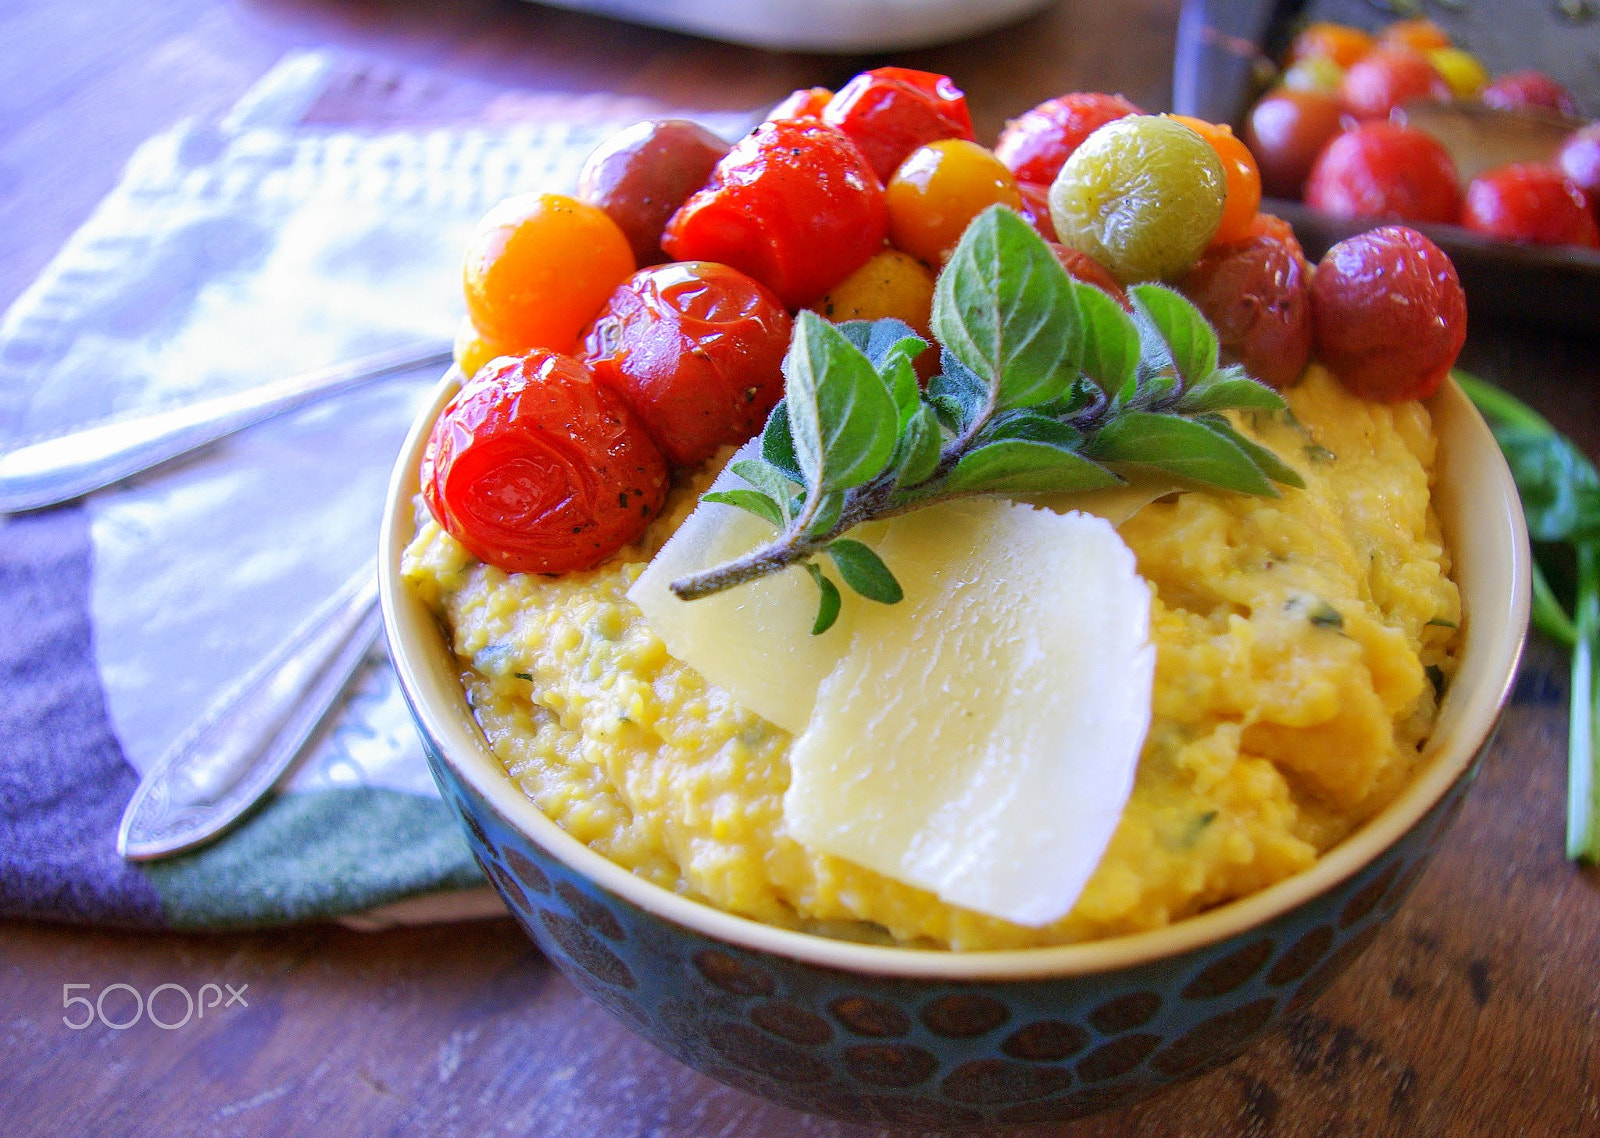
144 787 483 930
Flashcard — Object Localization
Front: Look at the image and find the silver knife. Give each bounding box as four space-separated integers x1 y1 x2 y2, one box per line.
0 340 452 514
117 563 384 861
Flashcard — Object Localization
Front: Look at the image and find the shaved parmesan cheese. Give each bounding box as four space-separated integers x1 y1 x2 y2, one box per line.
783 499 1154 927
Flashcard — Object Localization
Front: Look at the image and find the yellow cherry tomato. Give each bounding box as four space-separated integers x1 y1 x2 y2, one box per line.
1168 115 1262 247
452 316 514 379
813 248 936 336
1427 47 1490 99
887 139 1024 265
1280 56 1344 95
1380 18 1452 54
1287 22 1375 70
462 192 635 354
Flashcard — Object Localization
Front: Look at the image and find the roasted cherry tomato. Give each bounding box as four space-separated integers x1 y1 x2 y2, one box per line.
1244 88 1346 199
887 139 1024 265
1016 180 1058 241
421 350 669 574
767 87 832 121
1558 124 1600 219
821 67 975 183
1177 234 1312 390
1046 243 1129 308
663 118 889 310
1169 115 1262 246
1338 47 1450 121
1286 22 1374 70
581 263 793 467
812 248 938 378
462 193 635 355
1379 18 1452 54
1241 210 1302 249
1482 70 1579 119
1426 47 1490 99
1305 121 1462 225
1462 164 1600 248
994 92 1142 187
577 120 730 266
1310 226 1466 402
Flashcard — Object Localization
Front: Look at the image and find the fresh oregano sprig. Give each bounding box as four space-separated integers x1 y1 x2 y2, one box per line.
671 205 1303 633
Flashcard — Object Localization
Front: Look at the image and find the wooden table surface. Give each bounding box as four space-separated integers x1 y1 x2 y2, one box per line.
3 1 1598 1135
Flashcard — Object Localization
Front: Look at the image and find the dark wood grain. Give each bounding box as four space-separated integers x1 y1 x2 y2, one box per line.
3 0 1598 1135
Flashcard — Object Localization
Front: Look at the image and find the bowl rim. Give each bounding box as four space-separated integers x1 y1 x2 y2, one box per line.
380 366 1530 981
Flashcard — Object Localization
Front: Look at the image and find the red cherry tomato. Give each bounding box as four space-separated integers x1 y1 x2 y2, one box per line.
1046 242 1129 308
1244 88 1346 199
767 87 832 122
1462 164 1600 248
1305 121 1462 225
581 262 794 467
1337 47 1450 120
1310 226 1466 402
1482 70 1579 119
663 118 889 310
420 351 669 574
577 120 730 266
994 92 1143 186
1557 124 1600 219
1177 234 1312 390
820 68 975 183
1016 180 1057 241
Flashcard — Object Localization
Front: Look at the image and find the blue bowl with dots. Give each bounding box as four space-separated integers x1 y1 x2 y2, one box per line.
379 371 1528 1129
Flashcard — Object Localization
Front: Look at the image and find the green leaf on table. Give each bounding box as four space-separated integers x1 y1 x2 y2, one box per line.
701 489 785 528
804 562 842 635
761 401 803 483
931 205 1082 411
783 311 900 493
1074 280 1139 398
891 403 945 488
1085 411 1275 495
947 439 1120 495
1176 366 1287 414
826 539 903 604
1493 426 1600 544
1130 283 1218 389
1194 414 1306 489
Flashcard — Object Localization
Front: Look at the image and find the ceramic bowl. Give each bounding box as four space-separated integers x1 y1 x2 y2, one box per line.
379 370 1529 1129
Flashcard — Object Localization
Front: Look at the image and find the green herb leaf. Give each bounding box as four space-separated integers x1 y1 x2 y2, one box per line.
1493 426 1600 544
947 440 1120 495
784 311 900 493
982 410 1083 449
731 459 800 524
804 562 842 635
891 403 945 488
827 539 904 604
837 318 927 425
931 205 1082 411
1074 280 1139 398
1129 283 1218 389
701 489 785 528
1086 411 1275 494
805 489 844 538
761 400 803 482
1176 366 1287 414
1194 414 1306 489
928 353 988 434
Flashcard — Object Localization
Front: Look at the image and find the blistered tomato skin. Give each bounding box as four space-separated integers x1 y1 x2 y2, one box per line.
1338 48 1450 121
663 119 889 310
576 120 730 266
1244 89 1346 199
1177 235 1312 390
887 139 1024 265
1311 226 1467 403
581 263 793 467
1482 70 1579 119
462 193 636 355
1046 243 1129 308
1168 115 1262 246
1305 122 1462 225
421 351 669 574
821 67 975 183
1462 164 1600 248
994 92 1142 187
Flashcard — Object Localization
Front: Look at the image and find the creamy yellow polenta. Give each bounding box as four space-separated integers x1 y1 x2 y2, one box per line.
403 365 1460 950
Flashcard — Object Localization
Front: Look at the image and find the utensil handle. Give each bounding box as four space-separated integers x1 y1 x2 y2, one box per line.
117 564 384 861
0 341 452 514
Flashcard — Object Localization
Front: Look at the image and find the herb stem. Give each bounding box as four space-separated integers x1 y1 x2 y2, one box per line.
1532 560 1579 649
1567 541 1600 863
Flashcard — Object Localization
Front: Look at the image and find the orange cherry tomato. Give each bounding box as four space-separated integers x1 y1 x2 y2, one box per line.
1380 18 1452 54
887 139 1023 265
767 87 832 122
1287 22 1375 70
1168 115 1262 246
462 193 635 355
420 350 669 574
452 316 513 380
